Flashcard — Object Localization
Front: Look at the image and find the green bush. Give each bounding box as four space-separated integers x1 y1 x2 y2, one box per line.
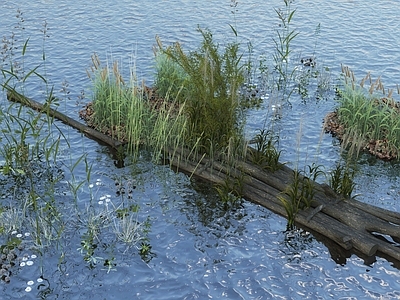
155 27 246 153
337 84 400 158
153 51 189 102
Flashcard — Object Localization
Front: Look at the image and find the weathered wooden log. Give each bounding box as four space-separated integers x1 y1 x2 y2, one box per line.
7 90 125 150
235 156 400 255
8 90 400 264
349 199 400 225
168 146 400 262
316 197 400 240
241 184 355 251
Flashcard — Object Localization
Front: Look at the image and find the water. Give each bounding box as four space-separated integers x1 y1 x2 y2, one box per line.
1 0 400 299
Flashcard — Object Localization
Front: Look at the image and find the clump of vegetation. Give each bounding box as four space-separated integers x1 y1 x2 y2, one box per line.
278 164 324 228
249 129 282 172
215 170 245 204
84 53 187 162
153 50 189 102
325 65 400 160
328 163 356 199
155 27 246 154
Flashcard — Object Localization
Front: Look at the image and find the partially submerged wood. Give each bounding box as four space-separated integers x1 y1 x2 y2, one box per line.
168 147 400 264
8 90 400 265
7 90 125 150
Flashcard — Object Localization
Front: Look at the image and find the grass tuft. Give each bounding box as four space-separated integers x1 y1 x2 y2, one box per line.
331 67 400 160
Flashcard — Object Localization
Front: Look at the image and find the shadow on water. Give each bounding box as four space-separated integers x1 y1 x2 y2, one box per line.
184 178 248 237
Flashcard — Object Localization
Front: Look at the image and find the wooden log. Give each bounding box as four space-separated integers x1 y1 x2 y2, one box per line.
8 90 400 264
168 146 400 261
348 199 400 225
242 184 355 251
7 89 125 150
169 149 381 256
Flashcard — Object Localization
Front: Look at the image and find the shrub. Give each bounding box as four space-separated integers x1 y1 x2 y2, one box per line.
155 27 246 154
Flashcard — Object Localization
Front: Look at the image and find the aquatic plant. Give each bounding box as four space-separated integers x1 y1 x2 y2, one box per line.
86 53 188 163
0 14 153 280
156 26 246 154
333 66 400 160
278 163 324 228
215 171 245 204
328 162 356 199
272 0 298 102
0 11 73 254
76 185 151 266
249 129 282 172
87 54 140 142
153 50 189 102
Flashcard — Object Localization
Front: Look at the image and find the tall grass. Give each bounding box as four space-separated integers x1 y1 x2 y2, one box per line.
87 53 188 162
278 163 324 229
153 51 189 102
273 0 298 101
0 13 152 276
249 129 282 172
328 162 356 199
336 67 400 159
155 27 246 155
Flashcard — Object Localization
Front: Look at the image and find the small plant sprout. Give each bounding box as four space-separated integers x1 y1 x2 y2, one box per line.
278 163 324 228
102 257 117 273
329 163 356 199
113 211 147 251
249 129 282 172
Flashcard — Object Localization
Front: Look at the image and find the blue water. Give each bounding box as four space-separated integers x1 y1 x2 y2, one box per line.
1 0 400 299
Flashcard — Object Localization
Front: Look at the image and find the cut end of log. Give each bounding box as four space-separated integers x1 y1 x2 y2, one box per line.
368 244 379 257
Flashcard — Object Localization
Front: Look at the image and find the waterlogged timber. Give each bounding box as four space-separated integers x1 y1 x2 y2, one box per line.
169 147 400 263
7 89 125 149
8 91 400 265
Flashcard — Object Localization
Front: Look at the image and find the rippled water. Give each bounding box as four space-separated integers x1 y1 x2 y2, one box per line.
1 0 400 299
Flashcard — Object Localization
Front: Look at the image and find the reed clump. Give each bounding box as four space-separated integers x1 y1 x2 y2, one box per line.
154 27 246 155
249 129 282 172
328 162 356 199
84 53 187 162
325 65 400 160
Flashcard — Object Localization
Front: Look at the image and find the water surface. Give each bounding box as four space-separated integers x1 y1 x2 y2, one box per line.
1 0 400 299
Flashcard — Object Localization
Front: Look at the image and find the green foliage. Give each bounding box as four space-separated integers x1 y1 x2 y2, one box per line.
87 53 187 162
250 129 282 171
272 0 298 102
115 204 139 219
278 163 324 228
88 55 143 142
329 163 356 199
78 229 98 265
215 171 244 204
337 67 400 159
157 27 246 153
153 50 189 102
0 12 155 273
1 236 22 252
